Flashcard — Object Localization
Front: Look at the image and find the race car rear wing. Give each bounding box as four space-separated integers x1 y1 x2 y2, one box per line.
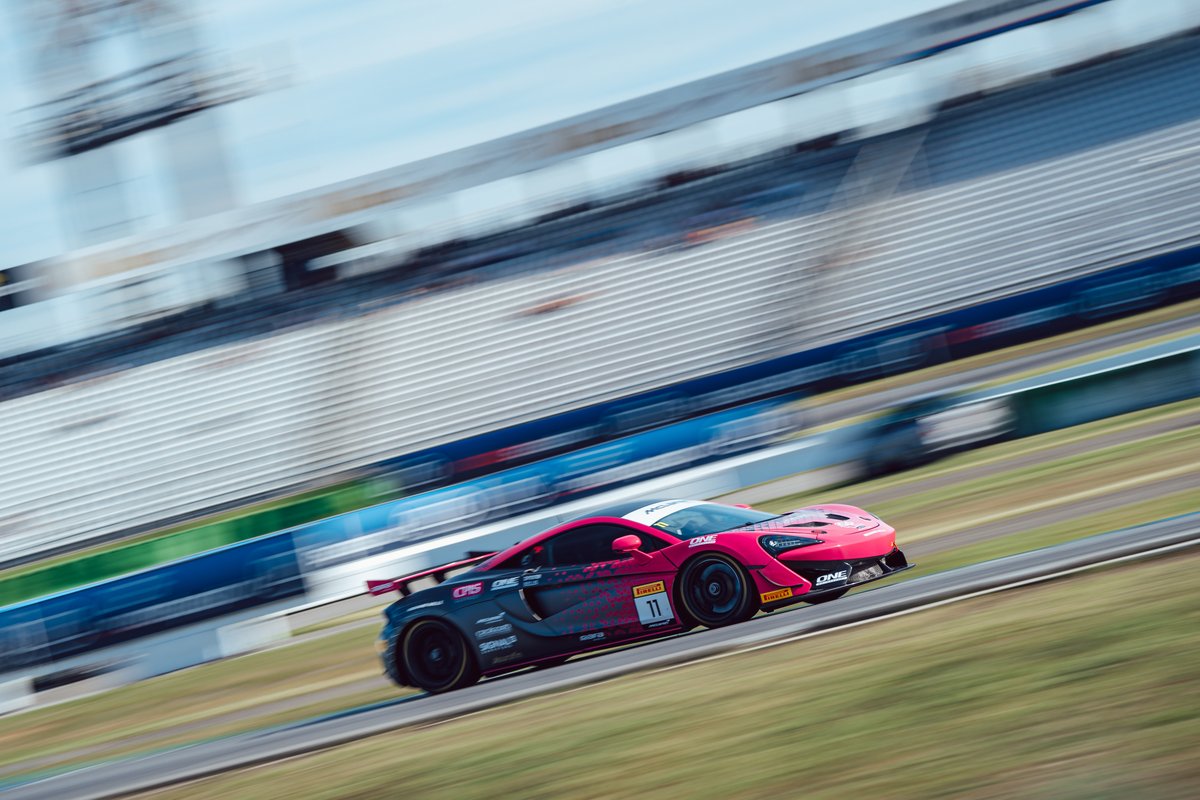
366 551 497 597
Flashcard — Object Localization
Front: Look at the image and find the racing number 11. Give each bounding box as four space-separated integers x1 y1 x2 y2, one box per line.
633 581 674 627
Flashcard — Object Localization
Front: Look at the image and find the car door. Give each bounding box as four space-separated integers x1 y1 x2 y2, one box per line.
519 522 679 643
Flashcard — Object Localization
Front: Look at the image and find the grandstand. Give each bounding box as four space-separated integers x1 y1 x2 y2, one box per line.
3 13 1200 565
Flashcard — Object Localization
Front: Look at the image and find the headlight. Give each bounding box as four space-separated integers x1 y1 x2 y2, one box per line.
759 535 824 556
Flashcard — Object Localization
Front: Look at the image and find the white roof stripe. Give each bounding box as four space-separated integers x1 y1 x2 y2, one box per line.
621 499 706 527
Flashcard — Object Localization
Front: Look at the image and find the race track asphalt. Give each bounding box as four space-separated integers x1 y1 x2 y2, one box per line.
6 513 1198 800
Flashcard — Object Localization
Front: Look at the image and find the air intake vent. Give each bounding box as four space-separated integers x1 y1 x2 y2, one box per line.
825 513 850 521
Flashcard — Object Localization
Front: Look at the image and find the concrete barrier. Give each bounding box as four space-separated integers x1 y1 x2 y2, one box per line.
0 676 33 715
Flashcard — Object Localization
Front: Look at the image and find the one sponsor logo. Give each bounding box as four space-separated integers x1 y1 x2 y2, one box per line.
475 613 505 625
452 582 483 599
479 635 518 654
475 624 514 639
633 581 666 598
815 570 849 586
491 577 520 591
579 632 605 642
688 534 718 547
760 587 793 603
408 601 443 611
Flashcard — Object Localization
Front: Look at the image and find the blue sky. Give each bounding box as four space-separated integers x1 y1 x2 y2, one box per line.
0 0 954 264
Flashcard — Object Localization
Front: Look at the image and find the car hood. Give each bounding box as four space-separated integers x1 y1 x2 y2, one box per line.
737 507 884 536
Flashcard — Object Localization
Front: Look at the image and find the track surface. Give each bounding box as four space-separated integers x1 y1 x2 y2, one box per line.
7 514 1198 800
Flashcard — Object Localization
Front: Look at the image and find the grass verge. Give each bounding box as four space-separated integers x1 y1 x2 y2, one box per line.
0 626 408 779
146 549 1200 800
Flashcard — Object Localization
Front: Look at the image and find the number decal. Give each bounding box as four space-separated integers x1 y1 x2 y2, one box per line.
632 580 674 627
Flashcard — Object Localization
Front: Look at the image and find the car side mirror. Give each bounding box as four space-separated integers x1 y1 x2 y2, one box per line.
612 534 652 563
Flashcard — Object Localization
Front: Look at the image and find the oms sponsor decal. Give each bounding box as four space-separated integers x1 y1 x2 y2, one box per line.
760 587 793 603
633 581 666 598
452 581 483 599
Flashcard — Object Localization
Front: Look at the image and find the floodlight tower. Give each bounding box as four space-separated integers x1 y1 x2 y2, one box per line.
7 0 250 253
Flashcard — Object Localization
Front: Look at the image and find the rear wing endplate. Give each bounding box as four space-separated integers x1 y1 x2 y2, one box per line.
366 551 496 597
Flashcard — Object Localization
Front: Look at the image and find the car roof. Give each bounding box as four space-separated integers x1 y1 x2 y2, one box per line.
572 499 676 521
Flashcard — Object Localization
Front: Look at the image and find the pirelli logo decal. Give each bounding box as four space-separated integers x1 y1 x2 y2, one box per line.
760 587 793 603
633 581 666 598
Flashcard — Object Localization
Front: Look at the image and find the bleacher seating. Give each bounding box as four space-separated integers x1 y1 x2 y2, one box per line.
3 36 1200 563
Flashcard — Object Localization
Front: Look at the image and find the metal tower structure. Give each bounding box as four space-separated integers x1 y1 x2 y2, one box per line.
7 0 250 254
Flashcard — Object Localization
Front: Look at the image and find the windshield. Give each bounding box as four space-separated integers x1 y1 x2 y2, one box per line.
650 503 778 538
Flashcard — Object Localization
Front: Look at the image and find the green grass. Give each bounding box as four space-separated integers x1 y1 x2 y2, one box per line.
0 625 409 780
146 550 1200 800
894 489 1200 578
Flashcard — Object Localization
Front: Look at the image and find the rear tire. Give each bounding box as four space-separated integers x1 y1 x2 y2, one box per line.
400 618 480 694
678 554 757 627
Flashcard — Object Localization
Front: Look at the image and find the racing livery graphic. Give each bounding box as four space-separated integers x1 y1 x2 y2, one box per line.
369 499 911 692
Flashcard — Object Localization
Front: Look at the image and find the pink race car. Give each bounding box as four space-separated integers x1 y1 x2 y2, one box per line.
370 498 911 693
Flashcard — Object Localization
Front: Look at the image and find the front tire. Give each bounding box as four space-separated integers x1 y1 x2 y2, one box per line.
678 554 757 627
400 618 480 694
